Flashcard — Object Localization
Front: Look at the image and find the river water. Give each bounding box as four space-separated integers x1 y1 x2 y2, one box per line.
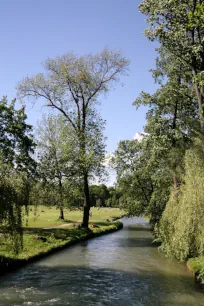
0 217 203 306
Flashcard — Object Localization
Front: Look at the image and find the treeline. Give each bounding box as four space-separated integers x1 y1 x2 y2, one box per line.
114 0 204 262
89 184 121 208
0 49 129 253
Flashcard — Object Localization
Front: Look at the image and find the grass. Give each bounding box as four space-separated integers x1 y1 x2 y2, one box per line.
187 257 204 285
23 206 125 228
0 206 124 274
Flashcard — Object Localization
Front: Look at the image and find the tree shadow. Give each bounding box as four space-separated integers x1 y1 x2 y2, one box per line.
92 221 113 227
122 226 152 232
117 237 159 248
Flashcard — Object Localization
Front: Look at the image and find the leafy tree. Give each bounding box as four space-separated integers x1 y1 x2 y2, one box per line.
0 97 36 253
114 68 198 225
36 114 77 219
129 42 200 226
107 187 121 207
0 96 36 172
139 0 204 128
114 139 154 217
17 48 129 227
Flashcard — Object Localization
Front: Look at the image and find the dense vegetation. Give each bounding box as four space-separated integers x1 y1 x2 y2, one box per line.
114 0 204 280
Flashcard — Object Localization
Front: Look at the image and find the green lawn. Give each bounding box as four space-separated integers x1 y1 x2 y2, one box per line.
23 206 125 228
0 222 123 260
0 206 124 269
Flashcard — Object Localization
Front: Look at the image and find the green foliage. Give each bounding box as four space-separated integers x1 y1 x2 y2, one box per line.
130 0 204 269
0 97 36 253
139 0 204 128
158 138 204 261
17 48 129 227
0 96 36 172
35 114 85 217
188 256 204 284
30 180 83 210
89 184 111 207
114 139 154 216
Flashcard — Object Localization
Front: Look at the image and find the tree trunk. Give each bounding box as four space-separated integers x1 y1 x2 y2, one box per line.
59 207 64 220
81 172 90 228
58 177 64 220
194 83 204 130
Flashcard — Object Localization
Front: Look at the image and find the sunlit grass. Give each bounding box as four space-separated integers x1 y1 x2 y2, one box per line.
0 222 122 260
0 206 124 267
23 206 125 228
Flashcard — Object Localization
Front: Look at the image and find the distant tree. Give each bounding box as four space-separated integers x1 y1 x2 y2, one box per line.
89 184 110 207
114 139 154 216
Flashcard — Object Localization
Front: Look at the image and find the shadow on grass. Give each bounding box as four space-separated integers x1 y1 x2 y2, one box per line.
92 221 112 227
20 227 92 241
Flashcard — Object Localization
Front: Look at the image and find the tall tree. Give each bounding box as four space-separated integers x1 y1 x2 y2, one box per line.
139 0 204 128
17 48 129 227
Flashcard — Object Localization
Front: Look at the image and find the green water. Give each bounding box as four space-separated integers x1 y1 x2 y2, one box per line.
0 217 203 305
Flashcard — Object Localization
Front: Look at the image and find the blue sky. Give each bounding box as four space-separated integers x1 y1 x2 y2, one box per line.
0 0 158 154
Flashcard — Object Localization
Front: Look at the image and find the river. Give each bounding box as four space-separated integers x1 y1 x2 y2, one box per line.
0 217 203 306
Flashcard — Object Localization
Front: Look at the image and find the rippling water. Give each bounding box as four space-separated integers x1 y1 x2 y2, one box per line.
0 217 203 306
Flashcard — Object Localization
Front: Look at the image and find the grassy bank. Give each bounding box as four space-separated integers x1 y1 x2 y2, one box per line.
187 257 204 286
141 215 204 287
0 207 124 276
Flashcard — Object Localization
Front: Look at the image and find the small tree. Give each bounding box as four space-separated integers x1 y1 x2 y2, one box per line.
17 48 129 227
36 114 76 219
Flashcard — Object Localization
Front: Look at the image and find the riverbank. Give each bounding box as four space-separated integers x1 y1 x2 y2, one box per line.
143 217 204 288
187 257 204 287
0 220 123 276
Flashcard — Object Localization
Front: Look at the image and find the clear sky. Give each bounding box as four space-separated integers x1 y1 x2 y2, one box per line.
0 0 158 154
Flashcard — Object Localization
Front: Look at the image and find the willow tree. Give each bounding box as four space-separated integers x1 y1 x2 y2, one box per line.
17 48 129 228
0 97 36 253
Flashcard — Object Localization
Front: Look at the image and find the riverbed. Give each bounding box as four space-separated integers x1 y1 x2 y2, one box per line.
0 217 203 306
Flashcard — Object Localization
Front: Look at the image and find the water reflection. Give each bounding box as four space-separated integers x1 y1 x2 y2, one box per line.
0 217 203 306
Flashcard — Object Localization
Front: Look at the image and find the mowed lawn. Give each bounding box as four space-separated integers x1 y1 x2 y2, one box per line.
24 206 125 228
